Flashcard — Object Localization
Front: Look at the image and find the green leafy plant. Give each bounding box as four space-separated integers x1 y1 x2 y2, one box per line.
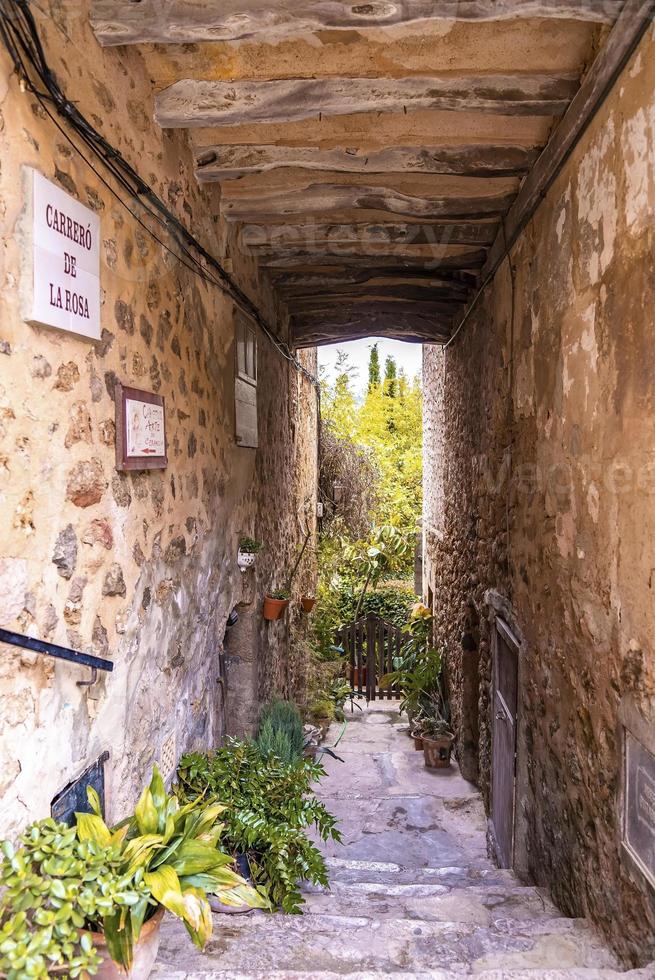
109 766 269 949
0 819 147 979
269 588 291 600
0 767 269 979
177 741 341 914
309 697 335 721
381 605 448 724
414 714 453 740
239 537 263 554
345 525 413 619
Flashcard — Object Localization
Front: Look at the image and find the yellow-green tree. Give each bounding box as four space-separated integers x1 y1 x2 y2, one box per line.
321 349 422 550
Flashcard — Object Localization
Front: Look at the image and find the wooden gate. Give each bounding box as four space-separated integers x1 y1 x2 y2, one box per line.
491 618 520 868
335 612 403 701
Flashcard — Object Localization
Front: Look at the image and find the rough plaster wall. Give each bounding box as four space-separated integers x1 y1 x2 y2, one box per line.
0 2 317 836
423 26 655 967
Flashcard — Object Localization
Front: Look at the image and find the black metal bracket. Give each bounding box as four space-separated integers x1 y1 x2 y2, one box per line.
0 628 113 684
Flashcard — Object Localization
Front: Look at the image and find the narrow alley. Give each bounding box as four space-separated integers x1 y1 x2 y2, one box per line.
153 704 648 978
1 0 655 976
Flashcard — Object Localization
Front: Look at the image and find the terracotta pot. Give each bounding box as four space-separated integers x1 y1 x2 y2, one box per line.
301 596 316 613
423 734 454 769
413 735 424 751
263 596 289 620
89 906 164 980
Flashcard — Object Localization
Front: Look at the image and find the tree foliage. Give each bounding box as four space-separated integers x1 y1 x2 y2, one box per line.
320 349 422 547
368 343 381 389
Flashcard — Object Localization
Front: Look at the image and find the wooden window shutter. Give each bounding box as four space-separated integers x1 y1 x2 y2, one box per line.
235 315 258 448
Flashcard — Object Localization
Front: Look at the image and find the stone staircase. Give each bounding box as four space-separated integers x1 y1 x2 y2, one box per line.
152 705 653 978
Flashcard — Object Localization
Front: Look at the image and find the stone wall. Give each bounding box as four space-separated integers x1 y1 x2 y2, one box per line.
0 3 317 837
423 26 655 967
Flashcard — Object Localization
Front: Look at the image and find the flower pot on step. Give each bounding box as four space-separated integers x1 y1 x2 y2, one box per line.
413 735 424 751
423 734 454 769
263 596 289 620
89 906 164 980
301 596 316 613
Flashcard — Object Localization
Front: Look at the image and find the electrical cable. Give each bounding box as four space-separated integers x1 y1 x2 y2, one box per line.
0 0 319 388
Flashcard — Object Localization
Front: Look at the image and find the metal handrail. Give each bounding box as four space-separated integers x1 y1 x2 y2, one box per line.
0 628 113 674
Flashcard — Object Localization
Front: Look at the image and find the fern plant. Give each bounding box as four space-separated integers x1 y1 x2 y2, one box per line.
177 740 341 914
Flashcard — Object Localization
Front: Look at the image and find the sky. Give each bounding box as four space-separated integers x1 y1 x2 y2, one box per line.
318 338 423 395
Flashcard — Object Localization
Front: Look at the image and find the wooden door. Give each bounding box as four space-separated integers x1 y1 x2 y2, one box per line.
491 619 519 868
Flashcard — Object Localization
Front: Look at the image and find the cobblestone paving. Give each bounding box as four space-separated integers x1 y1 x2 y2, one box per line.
152 704 654 978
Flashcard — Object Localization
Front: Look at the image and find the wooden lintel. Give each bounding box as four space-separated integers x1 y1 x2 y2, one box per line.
196 144 541 180
155 74 578 129
91 1 622 46
224 185 517 221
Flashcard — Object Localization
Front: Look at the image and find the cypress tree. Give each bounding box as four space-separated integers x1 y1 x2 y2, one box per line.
368 343 381 389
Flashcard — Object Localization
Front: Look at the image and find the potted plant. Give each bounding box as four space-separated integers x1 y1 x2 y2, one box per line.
238 536 262 572
0 767 267 980
177 740 341 914
263 589 291 620
301 595 316 613
410 716 427 751
421 716 454 769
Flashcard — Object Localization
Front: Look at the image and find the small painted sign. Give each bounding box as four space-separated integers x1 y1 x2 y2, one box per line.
24 169 101 340
115 383 167 471
624 729 655 889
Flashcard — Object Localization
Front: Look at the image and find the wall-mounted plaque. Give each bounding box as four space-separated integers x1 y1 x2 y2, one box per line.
115 383 167 471
23 169 101 340
624 729 655 890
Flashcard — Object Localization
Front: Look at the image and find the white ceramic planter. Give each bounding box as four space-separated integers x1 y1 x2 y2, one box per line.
237 549 256 572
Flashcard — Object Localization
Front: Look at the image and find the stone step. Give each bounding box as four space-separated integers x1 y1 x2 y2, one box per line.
151 970 653 979
301 878 563 923
318 856 520 889
152 908 621 976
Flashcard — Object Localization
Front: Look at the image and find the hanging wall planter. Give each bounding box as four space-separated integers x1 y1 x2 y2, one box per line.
263 592 290 621
238 537 263 573
301 596 316 613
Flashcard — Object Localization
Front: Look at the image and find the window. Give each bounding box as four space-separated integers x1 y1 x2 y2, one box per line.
234 315 258 448
236 318 257 385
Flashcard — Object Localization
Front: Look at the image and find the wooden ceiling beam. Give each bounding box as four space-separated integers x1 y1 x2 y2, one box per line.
282 280 471 301
262 249 488 271
292 316 452 347
290 291 468 306
224 185 516 221
92 1 622 45
196 144 541 180
241 221 498 249
155 74 578 129
272 269 479 293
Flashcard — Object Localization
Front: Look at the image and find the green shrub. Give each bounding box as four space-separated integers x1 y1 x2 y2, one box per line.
256 700 304 763
177 741 341 913
309 698 335 721
335 582 418 628
256 718 298 765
